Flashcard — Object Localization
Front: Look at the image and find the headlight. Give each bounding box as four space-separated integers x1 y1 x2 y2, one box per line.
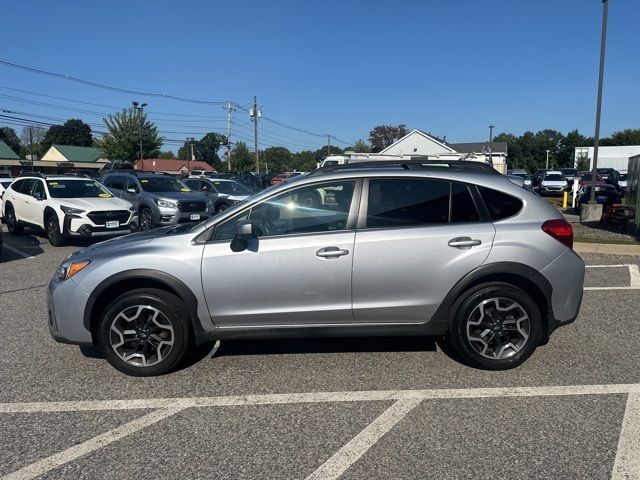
60 206 86 215
154 199 177 208
56 259 90 282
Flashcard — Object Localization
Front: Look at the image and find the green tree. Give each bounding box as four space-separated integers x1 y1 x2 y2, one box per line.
314 145 342 162
41 119 93 150
20 125 46 159
352 139 371 153
369 124 408 152
558 129 589 167
292 150 317 171
97 108 163 162
0 126 21 155
158 150 175 159
230 141 254 172
607 129 640 146
177 132 225 168
263 146 293 172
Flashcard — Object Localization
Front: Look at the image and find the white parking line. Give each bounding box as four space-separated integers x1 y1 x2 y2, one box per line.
584 264 640 291
305 399 422 480
2 244 35 260
1 407 185 480
611 393 640 480
1 384 639 480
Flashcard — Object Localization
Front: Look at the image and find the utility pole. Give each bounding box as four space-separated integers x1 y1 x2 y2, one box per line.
224 100 235 172
489 125 495 143
132 101 147 163
327 134 331 156
250 96 261 173
590 0 609 205
187 137 195 173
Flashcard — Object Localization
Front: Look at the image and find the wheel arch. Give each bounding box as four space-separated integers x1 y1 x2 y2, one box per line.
432 262 553 341
43 206 59 225
83 269 207 345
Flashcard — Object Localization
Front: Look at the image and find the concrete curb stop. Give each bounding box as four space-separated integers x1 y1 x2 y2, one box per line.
574 242 640 256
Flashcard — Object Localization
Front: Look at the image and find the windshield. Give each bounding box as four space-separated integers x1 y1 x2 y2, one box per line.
46 179 113 198
139 176 190 193
212 180 251 196
511 173 526 178
544 174 564 181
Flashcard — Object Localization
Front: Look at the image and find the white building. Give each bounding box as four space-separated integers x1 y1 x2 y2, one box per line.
574 145 640 172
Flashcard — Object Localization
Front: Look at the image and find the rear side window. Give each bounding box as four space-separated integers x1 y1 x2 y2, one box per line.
478 187 523 221
15 179 36 194
451 183 480 223
366 178 449 228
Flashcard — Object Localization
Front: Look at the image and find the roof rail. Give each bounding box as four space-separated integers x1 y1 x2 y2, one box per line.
309 159 499 176
17 171 45 178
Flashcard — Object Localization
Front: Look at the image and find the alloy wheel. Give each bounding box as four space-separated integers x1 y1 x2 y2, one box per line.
466 297 530 360
109 305 174 367
139 210 153 231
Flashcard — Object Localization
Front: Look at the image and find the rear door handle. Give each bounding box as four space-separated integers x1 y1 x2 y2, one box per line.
448 237 482 249
316 247 349 258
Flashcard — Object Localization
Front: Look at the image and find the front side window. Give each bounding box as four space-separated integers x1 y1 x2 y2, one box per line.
212 180 252 196
31 180 46 198
214 180 355 240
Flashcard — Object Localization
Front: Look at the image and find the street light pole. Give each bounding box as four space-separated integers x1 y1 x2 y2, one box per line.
132 101 147 163
489 125 495 143
590 0 609 204
546 149 550 170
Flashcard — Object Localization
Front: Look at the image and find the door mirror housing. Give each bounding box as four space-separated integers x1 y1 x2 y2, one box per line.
126 187 137 194
231 220 254 252
33 191 44 201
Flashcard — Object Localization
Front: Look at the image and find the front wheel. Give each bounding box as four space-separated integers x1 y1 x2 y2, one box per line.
97 288 190 376
446 283 542 370
46 214 65 246
5 206 23 235
139 208 154 231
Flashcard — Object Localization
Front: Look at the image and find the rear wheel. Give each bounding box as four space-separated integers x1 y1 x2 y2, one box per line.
45 214 65 246
5 206 23 235
98 288 190 376
446 283 542 370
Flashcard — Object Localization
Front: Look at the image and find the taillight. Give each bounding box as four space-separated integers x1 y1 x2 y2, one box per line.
541 219 573 249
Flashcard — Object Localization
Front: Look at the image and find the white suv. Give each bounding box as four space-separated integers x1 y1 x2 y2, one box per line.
1 174 138 246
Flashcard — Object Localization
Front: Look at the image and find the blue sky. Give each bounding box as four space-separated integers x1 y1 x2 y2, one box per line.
1 0 638 152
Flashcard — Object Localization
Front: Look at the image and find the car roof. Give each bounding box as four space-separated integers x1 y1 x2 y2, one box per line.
16 175 91 181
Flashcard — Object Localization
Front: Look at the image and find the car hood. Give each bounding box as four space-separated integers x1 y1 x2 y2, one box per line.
78 225 179 255
542 180 566 186
55 196 132 211
227 194 249 202
146 191 208 202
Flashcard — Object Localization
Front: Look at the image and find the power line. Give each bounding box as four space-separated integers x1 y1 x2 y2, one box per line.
0 58 227 105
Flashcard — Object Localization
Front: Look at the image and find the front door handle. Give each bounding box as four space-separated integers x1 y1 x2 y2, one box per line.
448 237 482 249
316 247 349 258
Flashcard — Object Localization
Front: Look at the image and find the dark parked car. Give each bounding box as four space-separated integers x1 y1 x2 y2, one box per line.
575 184 621 213
184 178 252 213
578 172 606 189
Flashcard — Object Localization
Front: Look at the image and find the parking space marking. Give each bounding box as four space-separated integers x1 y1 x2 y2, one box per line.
584 264 640 291
2 383 640 414
612 393 640 480
305 398 422 480
2 244 35 260
1 407 185 480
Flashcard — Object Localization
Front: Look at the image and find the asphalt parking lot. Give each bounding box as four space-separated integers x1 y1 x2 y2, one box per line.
1 226 639 480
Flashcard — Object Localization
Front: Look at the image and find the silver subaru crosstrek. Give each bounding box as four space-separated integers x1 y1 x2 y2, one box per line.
48 161 585 376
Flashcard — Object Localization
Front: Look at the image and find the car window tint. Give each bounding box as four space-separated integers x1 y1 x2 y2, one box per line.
31 180 46 198
124 177 139 193
478 186 523 221
366 178 449 228
248 180 356 238
109 176 126 190
10 179 24 193
213 211 250 240
185 179 201 191
17 179 36 194
451 183 480 223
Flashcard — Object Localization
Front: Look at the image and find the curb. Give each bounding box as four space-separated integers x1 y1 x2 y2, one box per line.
574 242 640 256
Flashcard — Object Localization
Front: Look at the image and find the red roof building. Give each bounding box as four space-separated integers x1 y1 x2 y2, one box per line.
134 158 215 174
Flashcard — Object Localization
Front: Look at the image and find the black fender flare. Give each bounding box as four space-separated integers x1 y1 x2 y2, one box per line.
431 261 553 333
83 269 207 342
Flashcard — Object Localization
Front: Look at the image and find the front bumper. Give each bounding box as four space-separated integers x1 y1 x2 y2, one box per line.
63 213 139 237
156 207 210 225
48 276 93 345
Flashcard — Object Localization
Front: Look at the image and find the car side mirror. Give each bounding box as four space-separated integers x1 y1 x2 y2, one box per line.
127 188 137 194
231 220 254 252
33 191 44 201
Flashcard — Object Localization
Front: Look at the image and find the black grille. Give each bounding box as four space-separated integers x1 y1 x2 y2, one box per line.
178 201 206 213
87 210 130 225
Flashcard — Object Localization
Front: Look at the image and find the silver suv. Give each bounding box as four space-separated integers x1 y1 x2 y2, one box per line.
48 161 585 376
103 171 213 230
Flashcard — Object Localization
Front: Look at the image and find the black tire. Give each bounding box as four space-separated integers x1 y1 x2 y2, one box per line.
446 282 542 370
139 208 154 231
5 205 23 235
97 288 191 376
45 214 65 246
216 204 229 214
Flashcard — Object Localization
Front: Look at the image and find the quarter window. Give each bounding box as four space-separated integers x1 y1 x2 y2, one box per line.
478 187 523 221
